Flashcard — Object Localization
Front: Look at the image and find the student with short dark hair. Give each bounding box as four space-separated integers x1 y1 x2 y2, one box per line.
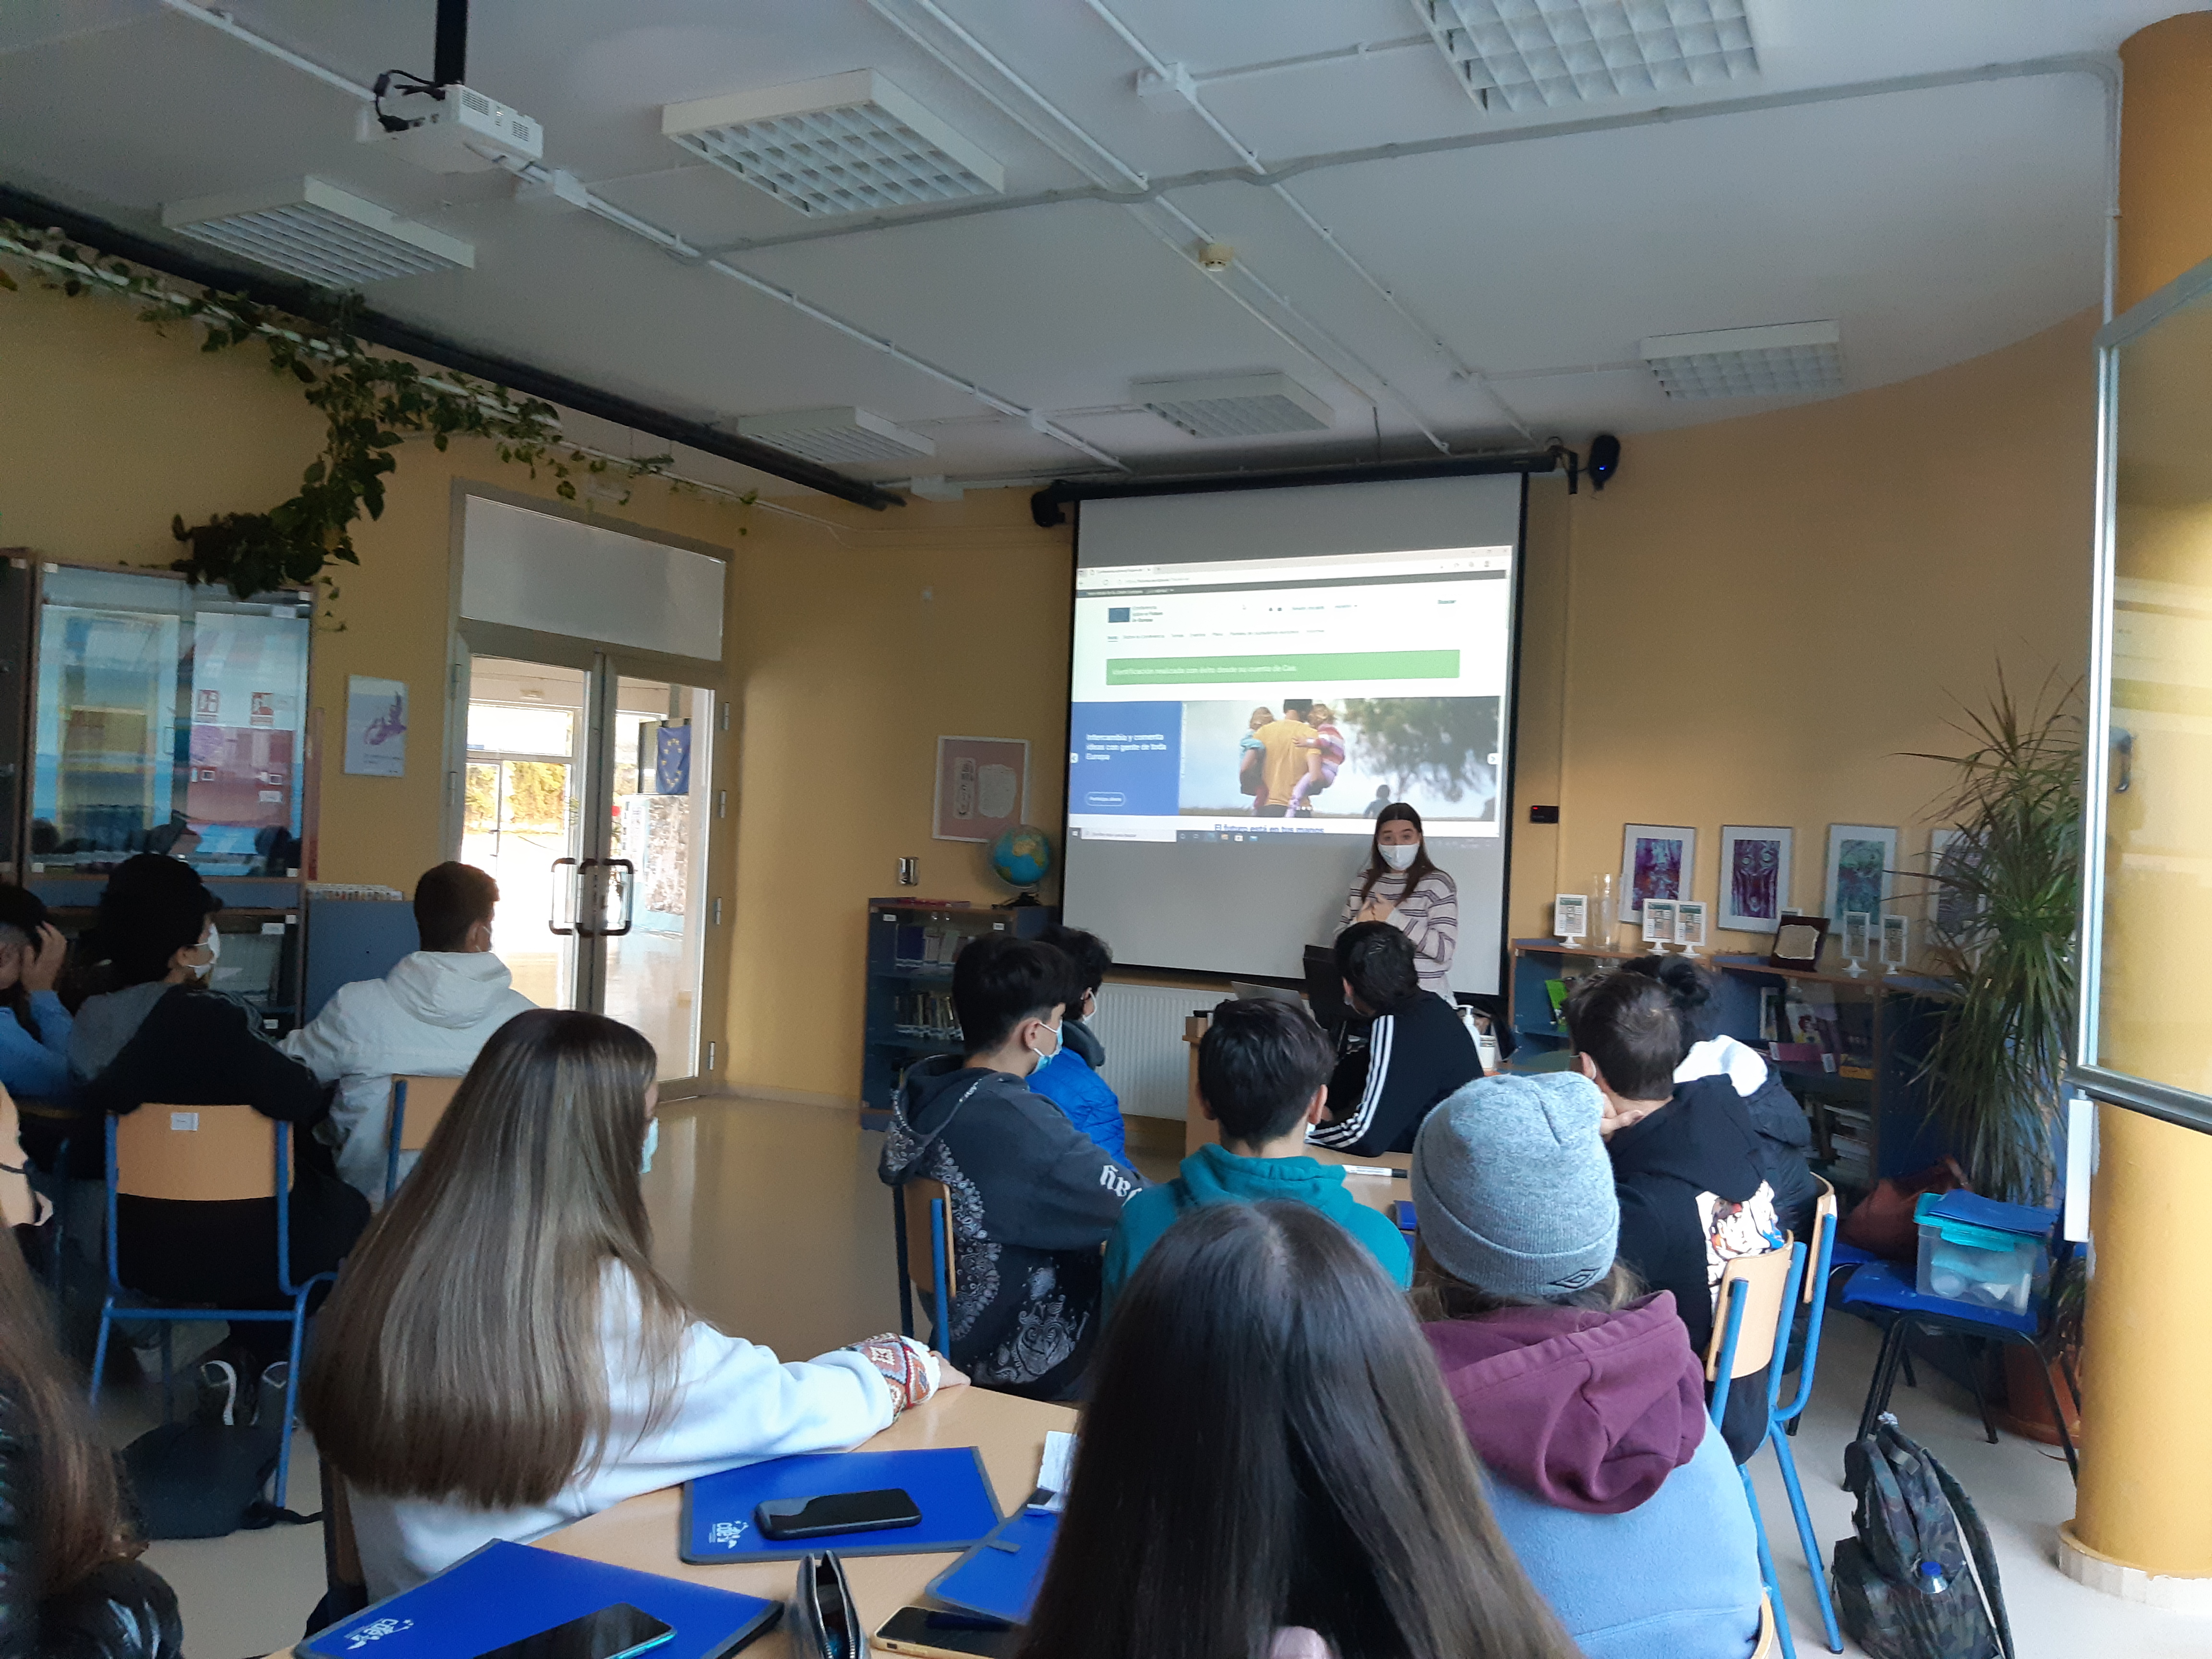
1412 1071 1765 1659
283 861 537 1202
1623 953 1817 1238
1309 922 1481 1156
1018 1202 1576 1659
1030 926 1125 1161
880 935 1145 1399
1103 999 1409 1308
1565 970 1780 1459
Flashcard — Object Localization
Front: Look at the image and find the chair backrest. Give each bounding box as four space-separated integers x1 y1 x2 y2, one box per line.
1706 1244 1798 1382
901 1177 957 1301
1806 1177 1839 1304
114 1106 279 1202
393 1074 464 1153
1752 1592 1779 1659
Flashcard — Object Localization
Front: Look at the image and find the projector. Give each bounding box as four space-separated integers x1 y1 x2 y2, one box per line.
358 82 543 173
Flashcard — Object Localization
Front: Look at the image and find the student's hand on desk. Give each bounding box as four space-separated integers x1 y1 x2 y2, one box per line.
933 1356 970 1390
22 925 64 995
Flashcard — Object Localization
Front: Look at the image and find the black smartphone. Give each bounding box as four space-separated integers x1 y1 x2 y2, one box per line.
756 1487 922 1540
469 1602 674 1659
872 1606 1018 1659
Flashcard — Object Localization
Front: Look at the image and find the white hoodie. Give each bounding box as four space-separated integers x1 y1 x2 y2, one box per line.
281 951 537 1202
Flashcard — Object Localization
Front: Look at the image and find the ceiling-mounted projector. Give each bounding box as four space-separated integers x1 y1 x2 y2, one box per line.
357 80 542 173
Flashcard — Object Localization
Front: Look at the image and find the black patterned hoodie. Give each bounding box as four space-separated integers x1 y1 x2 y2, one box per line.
881 1053 1145 1400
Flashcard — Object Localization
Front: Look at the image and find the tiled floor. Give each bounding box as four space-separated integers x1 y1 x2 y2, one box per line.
89 1096 2205 1658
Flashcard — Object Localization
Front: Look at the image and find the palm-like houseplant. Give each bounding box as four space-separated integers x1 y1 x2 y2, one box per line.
1911 673 2083 1205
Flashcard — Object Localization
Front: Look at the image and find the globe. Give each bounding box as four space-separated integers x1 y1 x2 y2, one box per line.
988 824 1054 891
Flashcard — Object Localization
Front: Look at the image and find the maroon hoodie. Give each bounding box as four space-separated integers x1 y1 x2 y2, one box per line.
1423 1292 1708 1515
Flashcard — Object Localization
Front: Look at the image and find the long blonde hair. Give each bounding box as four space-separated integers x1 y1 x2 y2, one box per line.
301 1010 685 1508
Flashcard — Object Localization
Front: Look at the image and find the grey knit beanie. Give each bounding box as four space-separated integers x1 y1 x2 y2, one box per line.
1411 1070 1620 1300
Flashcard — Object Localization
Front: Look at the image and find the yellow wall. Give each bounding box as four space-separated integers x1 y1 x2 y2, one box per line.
1507 311 2098 952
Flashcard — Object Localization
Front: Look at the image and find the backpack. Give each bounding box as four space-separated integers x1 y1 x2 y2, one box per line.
1831 1415 2013 1659
120 1412 311 1539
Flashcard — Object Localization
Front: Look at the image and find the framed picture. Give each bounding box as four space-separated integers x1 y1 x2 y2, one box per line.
1770 913 1830 971
1825 824 1899 922
1880 914 1910 970
1642 898 1678 946
1718 826 1792 933
1926 827 1976 938
1554 894 1588 941
933 736 1029 844
1621 824 1695 920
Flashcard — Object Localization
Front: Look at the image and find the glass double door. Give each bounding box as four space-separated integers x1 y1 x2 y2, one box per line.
462 652 712 1080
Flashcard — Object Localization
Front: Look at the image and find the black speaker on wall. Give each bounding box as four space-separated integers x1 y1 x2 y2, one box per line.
1587 433 1621 491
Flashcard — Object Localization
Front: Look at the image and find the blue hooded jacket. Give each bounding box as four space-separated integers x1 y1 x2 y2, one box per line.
1030 1045 1126 1163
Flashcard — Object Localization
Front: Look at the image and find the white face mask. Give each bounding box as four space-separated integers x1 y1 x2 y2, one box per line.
639 1117 660 1175
1381 841 1419 872
1030 1019 1063 1075
193 927 220 982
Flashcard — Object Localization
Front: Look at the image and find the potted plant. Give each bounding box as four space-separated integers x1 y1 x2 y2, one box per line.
1912 672 2083 1205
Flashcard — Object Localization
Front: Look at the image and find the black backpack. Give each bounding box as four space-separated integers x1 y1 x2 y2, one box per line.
1831 1415 2013 1659
120 1411 312 1539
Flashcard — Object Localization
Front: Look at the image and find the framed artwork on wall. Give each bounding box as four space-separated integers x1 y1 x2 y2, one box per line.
1825 824 1899 922
1926 826 1976 938
1718 825 1792 933
1620 823 1695 920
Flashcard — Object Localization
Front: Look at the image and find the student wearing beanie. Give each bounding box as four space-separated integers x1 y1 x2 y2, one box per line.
1411 1071 1764 1659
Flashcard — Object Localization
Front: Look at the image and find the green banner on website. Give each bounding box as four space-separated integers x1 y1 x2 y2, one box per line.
1104 649 1460 686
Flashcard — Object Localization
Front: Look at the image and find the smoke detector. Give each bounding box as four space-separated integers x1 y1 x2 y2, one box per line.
163 178 474 288
664 70 1004 216
736 408 937 466
1136 372 1334 440
1641 320 1841 399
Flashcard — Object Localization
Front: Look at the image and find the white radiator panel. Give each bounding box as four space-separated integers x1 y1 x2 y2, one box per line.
1091 983 1212 1119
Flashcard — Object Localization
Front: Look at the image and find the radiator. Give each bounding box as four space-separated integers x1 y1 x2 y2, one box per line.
1091 982 1210 1119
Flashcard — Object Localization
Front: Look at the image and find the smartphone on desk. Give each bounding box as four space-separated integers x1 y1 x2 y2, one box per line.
756 1486 922 1540
468 1603 673 1659
873 1606 1018 1658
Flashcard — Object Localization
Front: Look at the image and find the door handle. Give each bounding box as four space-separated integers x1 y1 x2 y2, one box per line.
604 858 637 937
574 857 603 938
549 856 578 936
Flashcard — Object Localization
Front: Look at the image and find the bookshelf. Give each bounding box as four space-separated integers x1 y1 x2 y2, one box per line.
860 899 1058 1122
1508 939 1954 1195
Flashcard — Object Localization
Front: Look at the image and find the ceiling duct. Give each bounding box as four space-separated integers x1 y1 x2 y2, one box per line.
736 407 938 465
1415 0 1758 113
1640 320 1842 399
663 70 1005 216
162 177 473 288
1136 372 1334 440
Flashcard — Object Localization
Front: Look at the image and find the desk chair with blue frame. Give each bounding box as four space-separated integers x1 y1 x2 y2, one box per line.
87 1106 337 1512
383 1073 462 1202
891 1176 956 1350
1708 1241 1810 1659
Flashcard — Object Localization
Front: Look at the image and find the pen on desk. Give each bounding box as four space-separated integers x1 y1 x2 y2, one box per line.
1341 1165 1394 1178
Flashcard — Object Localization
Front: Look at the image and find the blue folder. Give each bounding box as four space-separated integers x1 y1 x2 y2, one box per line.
927 1509 1060 1623
298 1539 779 1659
680 1446 1000 1564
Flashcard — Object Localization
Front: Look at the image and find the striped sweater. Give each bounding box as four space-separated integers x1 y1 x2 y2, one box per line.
1337 867 1460 998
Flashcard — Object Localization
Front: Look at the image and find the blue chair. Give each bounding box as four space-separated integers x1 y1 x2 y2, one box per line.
1708 1241 1808 1659
1765 1184 1844 1652
384 1074 462 1203
892 1177 955 1349
88 1106 337 1512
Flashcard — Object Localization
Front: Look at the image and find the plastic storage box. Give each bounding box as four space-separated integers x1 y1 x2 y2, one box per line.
1913 1190 2055 1316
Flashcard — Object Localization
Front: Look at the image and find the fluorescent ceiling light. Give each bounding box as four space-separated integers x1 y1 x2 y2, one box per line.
664 70 1005 216
1136 373 1334 440
736 408 937 465
162 177 473 288
1641 320 1841 399
1416 0 1758 113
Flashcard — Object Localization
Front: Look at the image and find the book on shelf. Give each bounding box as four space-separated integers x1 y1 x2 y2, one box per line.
1544 979 1571 1024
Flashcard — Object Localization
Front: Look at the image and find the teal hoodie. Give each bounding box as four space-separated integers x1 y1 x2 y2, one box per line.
1103 1142 1413 1309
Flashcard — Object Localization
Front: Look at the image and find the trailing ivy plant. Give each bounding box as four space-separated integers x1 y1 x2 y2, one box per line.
0 218 675 602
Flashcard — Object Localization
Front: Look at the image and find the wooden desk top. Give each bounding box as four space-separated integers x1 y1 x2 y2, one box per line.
274 1387 1077 1659
1303 1142 1411 1217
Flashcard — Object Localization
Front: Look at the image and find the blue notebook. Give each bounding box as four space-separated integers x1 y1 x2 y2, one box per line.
298 1539 779 1659
680 1445 1000 1564
927 1508 1060 1623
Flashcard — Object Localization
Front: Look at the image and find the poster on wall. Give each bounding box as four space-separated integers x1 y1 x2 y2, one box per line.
1619 823 1695 920
1718 825 1792 933
934 736 1029 843
343 676 409 778
1824 823 1899 922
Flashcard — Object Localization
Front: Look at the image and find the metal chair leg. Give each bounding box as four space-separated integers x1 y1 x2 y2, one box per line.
1899 1346 1918 1391
1960 1335 1999 1445
2021 1334 2080 1484
275 1292 313 1513
1857 1322 1908 1444
1770 1428 1843 1652
1740 1463 1799 1659
891 1188 914 1340
88 1300 114 1410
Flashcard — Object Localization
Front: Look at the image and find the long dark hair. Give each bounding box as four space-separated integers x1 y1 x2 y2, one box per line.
1017 1203 1575 1659
0 1229 136 1594
1355 803 1443 910
302 1010 683 1508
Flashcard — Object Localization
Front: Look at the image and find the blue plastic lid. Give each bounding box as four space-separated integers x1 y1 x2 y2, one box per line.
1919 1189 2057 1238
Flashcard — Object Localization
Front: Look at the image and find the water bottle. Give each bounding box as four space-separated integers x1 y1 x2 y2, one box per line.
1918 1559 1948 1596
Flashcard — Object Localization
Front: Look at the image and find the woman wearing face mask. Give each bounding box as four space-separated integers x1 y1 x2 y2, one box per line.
1337 803 1459 1001
880 936 1146 1401
69 855 369 1406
